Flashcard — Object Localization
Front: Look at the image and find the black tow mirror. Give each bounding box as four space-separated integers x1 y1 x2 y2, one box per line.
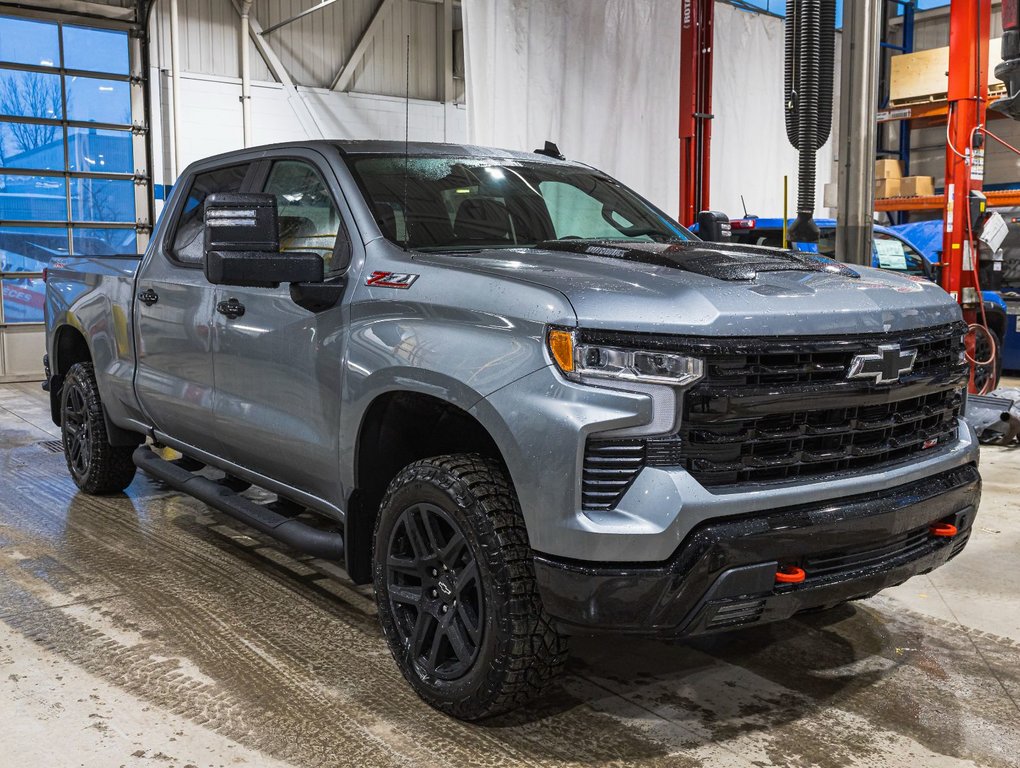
203 193 324 288
697 210 732 242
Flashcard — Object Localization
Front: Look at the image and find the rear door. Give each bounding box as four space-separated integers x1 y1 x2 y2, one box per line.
211 150 352 504
133 161 254 452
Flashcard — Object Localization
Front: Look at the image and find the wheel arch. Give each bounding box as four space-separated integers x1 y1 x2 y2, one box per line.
48 324 93 425
344 389 510 584
49 324 141 447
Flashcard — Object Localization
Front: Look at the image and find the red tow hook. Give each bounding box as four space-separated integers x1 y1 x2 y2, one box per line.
775 565 806 584
930 522 958 538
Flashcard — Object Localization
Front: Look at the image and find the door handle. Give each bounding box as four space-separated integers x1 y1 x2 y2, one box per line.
216 298 246 320
138 288 159 306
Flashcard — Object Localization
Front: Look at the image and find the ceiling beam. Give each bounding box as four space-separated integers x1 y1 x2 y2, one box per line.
330 0 397 91
261 0 339 35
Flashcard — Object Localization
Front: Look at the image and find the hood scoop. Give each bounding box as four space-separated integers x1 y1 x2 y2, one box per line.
537 240 860 281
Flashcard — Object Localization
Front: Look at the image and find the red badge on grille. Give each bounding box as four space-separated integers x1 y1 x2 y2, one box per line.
922 438 938 449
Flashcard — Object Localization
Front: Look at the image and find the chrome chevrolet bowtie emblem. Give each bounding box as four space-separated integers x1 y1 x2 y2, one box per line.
847 344 917 384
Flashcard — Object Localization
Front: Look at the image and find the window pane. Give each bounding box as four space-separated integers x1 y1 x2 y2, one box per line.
0 174 66 220
70 177 134 222
0 226 69 271
67 127 132 173
0 70 62 119
1 276 45 323
0 16 59 67
62 26 129 75
540 181 630 240
264 160 341 270
0 121 63 170
172 163 250 264
72 227 136 256
66 76 130 124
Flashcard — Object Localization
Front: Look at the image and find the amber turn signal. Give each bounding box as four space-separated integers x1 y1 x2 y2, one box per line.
775 565 806 584
930 522 958 538
548 329 575 373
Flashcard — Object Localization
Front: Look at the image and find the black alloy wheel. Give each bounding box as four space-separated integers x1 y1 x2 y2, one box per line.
59 362 137 494
62 376 93 481
385 502 483 681
373 454 568 720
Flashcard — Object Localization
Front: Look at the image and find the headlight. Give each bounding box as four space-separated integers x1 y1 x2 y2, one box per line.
547 328 704 386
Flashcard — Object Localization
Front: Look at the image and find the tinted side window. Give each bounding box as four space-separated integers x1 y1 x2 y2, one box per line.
263 160 342 272
171 163 250 264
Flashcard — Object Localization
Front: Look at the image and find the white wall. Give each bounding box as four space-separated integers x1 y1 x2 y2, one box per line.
151 73 466 174
463 0 682 217
463 0 839 223
147 0 468 200
710 3 840 220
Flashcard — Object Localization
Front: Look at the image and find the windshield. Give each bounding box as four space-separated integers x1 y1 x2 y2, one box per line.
347 155 693 252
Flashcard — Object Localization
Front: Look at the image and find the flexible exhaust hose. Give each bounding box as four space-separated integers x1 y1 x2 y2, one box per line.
785 0 837 244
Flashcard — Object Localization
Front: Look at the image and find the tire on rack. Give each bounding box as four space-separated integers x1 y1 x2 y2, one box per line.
60 362 137 494
373 453 568 720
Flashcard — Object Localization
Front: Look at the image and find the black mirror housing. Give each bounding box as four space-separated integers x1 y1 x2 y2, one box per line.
203 192 325 288
205 250 324 288
697 210 732 242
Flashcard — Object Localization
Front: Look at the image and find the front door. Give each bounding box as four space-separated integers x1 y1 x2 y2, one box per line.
133 162 252 453
212 154 351 506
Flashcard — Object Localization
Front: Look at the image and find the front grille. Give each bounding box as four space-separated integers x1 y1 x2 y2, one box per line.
681 387 962 486
701 325 962 388
579 323 967 506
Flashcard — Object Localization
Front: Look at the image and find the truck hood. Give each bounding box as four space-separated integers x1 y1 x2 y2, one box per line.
413 240 962 335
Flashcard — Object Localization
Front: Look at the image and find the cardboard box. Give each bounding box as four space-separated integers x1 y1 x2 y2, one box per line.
875 159 904 179
900 175 935 197
876 178 902 198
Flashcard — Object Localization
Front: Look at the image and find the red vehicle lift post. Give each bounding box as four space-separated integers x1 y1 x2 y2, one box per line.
678 0 715 226
941 0 991 316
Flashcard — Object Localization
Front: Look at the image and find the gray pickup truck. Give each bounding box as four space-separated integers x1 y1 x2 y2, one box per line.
44 140 981 720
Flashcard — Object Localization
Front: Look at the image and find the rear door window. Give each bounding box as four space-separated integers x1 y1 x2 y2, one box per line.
170 163 251 265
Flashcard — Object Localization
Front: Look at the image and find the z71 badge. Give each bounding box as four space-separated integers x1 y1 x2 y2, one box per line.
366 271 420 289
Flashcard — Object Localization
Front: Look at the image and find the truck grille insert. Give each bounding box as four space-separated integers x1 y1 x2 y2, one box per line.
681 387 962 486
582 440 645 511
578 323 967 503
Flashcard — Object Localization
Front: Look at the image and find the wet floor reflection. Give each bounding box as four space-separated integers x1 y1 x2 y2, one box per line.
2 438 1018 767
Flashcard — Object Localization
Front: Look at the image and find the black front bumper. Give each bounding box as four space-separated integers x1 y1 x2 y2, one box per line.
535 465 980 637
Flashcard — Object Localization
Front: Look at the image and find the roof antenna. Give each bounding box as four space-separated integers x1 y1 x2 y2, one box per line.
534 141 565 160
402 34 411 251
741 195 749 219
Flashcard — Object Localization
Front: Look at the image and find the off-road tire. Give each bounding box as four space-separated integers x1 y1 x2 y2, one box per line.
60 362 136 494
373 454 568 720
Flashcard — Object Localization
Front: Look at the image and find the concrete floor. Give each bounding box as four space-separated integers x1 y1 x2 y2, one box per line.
1 380 1019 768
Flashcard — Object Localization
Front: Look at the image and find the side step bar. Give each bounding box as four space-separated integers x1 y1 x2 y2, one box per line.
133 446 344 561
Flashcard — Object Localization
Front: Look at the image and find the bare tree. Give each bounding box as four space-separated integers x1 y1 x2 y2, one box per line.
0 73 61 163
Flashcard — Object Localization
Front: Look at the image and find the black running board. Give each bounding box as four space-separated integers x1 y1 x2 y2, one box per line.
133 446 344 561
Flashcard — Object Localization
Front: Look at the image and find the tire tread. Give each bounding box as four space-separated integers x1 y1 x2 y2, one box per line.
62 362 137 495
374 453 568 720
